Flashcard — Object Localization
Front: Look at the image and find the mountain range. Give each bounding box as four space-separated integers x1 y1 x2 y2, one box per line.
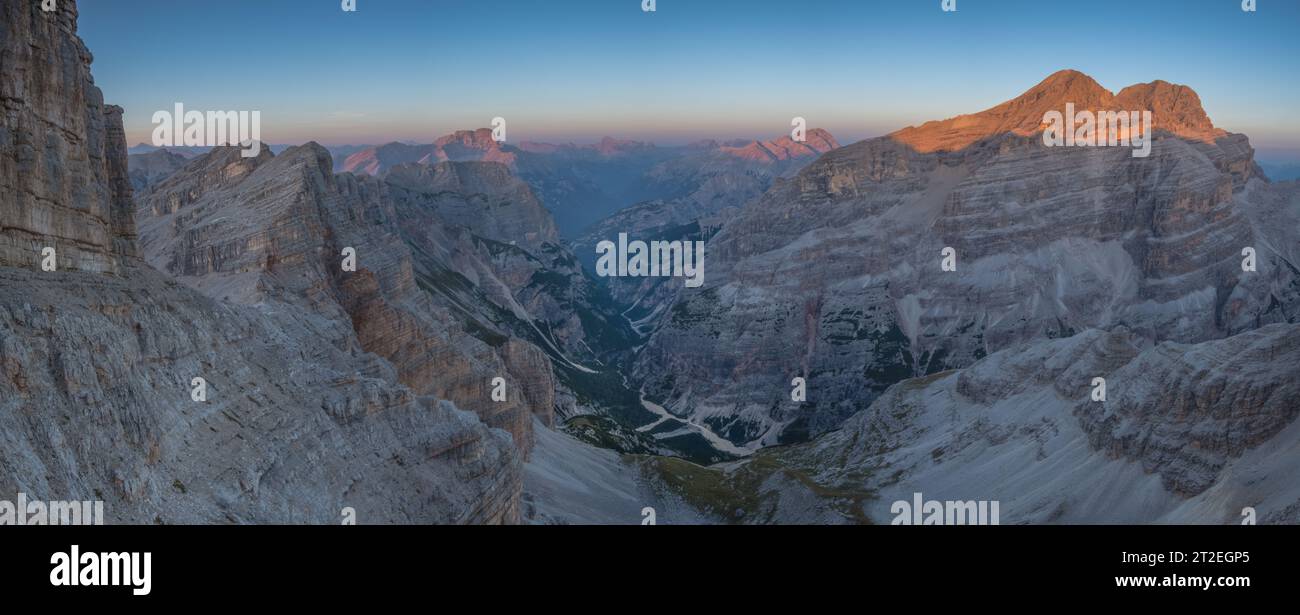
341 128 839 237
5 0 1298 525
623 70 1300 522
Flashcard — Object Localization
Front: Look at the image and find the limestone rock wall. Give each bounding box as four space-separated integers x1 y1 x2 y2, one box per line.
0 0 522 524
0 0 137 274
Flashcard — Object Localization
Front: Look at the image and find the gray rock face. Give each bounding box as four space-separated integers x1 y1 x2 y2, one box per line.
0 0 136 274
133 132 655 456
134 143 561 456
0 0 521 524
0 266 520 524
743 323 1300 524
1074 325 1300 497
634 72 1299 450
385 161 558 253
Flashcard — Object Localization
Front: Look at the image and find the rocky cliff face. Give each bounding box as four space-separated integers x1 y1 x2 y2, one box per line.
0 0 521 524
385 161 558 252
634 71 1299 450
0 265 522 524
633 321 1300 524
711 323 1300 524
0 0 137 274
134 143 561 456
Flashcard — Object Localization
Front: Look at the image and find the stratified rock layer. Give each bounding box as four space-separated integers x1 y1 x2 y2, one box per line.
0 0 521 524
0 0 137 274
135 144 556 456
746 324 1300 524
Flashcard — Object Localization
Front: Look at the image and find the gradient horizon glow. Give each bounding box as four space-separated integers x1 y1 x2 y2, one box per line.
78 0 1300 160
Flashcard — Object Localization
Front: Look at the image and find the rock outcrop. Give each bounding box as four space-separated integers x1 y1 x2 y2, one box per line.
134 143 558 456
0 0 521 524
1074 325 1300 497
385 161 558 252
0 0 137 274
722 323 1300 524
635 322 1300 524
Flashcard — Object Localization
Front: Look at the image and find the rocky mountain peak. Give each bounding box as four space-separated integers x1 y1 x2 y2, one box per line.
275 141 336 181
429 128 516 166
891 69 1223 153
434 128 497 150
719 128 839 162
341 141 433 176
636 67 1291 455
593 136 654 155
1113 79 1224 142
341 129 518 176
1024 68 1114 101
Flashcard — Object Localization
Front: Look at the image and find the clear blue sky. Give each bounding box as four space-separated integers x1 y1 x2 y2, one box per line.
77 0 1299 159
